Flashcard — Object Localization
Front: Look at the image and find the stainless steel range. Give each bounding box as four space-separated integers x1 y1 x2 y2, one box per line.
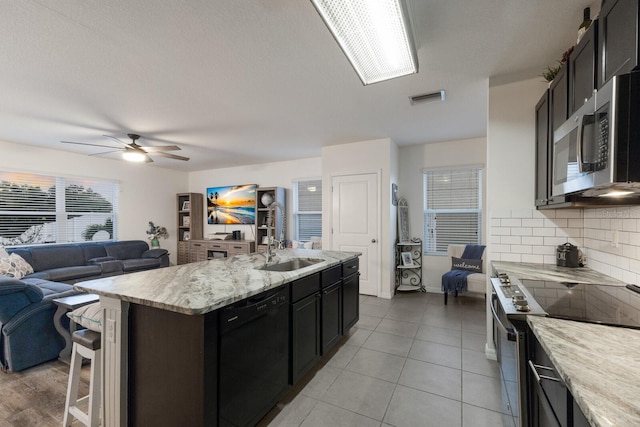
491 267 640 426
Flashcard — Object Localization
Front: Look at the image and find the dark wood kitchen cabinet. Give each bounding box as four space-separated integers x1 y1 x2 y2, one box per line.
527 329 589 427
342 258 360 332
569 20 597 115
290 273 321 384
550 62 569 133
321 265 343 354
535 91 551 207
598 0 640 88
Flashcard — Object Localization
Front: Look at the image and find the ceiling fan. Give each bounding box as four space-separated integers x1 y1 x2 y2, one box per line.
61 133 189 163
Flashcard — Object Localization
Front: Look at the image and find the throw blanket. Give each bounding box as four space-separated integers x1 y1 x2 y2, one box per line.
441 245 486 294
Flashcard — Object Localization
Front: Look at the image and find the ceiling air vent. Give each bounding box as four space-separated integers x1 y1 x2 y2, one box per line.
409 90 445 105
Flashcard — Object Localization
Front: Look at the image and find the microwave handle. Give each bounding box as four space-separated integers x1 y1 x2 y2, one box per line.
576 114 585 173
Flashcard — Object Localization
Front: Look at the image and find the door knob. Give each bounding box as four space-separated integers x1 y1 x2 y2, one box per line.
371 239 377 243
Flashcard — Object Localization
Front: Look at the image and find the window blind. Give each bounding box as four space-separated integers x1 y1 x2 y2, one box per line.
423 168 482 254
293 179 322 241
0 171 119 246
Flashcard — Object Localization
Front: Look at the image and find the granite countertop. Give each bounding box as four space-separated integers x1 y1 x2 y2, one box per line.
492 261 627 286
75 249 359 315
528 316 640 427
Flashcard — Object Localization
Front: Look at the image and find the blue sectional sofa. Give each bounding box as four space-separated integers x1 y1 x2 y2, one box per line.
0 240 169 372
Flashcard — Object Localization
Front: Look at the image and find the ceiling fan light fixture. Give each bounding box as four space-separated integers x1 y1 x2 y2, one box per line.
311 0 418 85
122 151 146 162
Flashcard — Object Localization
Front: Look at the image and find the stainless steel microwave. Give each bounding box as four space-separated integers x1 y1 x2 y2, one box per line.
553 71 640 198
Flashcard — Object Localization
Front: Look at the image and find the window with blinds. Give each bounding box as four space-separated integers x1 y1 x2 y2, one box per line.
423 168 482 255
0 171 119 246
293 179 322 241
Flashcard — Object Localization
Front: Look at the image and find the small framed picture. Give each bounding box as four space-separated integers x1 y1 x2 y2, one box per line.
183 216 190 226
401 252 413 266
183 231 191 241
182 201 191 211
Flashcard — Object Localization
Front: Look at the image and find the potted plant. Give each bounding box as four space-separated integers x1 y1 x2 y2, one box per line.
146 221 168 247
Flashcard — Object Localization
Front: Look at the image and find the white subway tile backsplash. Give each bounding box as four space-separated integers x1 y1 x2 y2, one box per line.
489 206 640 283
522 236 544 245
511 227 533 236
491 227 511 236
522 218 544 227
522 254 544 263
501 236 521 245
511 245 533 254
532 228 556 237
501 218 522 227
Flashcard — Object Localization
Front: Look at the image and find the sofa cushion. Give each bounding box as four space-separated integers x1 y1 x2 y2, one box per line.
121 258 161 272
0 253 34 279
26 265 102 282
81 243 108 262
103 240 149 260
29 245 86 272
22 278 78 300
0 245 8 258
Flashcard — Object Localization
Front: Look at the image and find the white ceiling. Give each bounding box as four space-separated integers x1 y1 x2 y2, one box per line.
1 0 595 171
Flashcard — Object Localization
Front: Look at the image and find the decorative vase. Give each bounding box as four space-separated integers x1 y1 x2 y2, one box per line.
261 192 274 207
151 237 160 248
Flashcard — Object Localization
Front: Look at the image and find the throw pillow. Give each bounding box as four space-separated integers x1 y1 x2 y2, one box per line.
67 302 102 333
451 257 483 273
0 253 34 279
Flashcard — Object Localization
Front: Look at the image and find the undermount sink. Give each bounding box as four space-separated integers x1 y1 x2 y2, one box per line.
256 258 324 272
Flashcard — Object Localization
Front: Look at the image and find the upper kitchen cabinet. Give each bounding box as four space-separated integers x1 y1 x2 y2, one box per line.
569 20 597 115
535 91 550 207
549 62 569 132
598 0 640 88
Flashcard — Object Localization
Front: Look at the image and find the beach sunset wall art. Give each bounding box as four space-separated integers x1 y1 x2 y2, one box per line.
206 184 257 224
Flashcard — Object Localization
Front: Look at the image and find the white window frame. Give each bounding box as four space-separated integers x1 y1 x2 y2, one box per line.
423 167 482 255
0 171 119 246
292 178 322 242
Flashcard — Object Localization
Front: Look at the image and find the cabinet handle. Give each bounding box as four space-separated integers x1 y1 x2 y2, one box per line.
371 239 377 243
528 360 562 384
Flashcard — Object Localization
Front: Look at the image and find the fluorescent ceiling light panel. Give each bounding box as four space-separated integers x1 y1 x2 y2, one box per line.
311 0 418 85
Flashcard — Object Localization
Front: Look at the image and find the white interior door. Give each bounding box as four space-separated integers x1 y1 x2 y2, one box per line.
331 173 379 296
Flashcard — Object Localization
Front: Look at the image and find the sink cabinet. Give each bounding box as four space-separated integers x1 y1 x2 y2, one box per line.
290 273 321 384
321 265 342 354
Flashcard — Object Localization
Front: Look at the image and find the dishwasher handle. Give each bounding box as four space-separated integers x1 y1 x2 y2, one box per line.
220 287 289 333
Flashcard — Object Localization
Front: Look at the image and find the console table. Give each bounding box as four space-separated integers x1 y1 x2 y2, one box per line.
53 293 100 363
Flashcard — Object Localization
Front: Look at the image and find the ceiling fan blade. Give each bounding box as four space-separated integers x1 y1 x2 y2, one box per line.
88 149 125 157
139 145 182 152
61 141 120 149
152 151 190 161
103 135 131 147
144 155 154 163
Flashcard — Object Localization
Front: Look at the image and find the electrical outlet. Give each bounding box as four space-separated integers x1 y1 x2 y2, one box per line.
612 230 619 248
107 318 116 343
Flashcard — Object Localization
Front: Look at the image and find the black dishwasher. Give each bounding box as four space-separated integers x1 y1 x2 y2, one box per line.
218 286 290 427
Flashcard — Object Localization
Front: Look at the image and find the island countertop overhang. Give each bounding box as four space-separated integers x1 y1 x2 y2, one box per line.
74 249 360 315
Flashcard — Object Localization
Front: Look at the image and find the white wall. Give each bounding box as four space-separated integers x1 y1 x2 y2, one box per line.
188 157 322 241
398 137 487 292
0 140 188 264
322 138 397 298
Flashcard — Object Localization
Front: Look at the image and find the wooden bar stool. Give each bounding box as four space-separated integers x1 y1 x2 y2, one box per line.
63 329 102 427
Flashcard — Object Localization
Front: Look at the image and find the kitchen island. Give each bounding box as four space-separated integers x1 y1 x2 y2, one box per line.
75 249 360 427
528 316 640 427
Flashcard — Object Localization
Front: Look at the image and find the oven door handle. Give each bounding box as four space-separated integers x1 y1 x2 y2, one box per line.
490 293 516 341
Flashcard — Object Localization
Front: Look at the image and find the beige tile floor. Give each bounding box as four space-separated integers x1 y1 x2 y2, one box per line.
0 292 516 427
264 292 518 427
